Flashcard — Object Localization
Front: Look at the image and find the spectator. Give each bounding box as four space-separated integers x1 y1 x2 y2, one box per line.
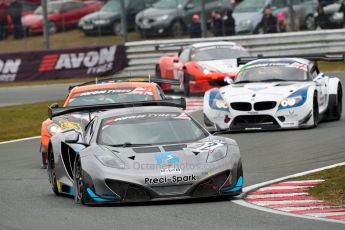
189 14 202 38
315 5 332 29
211 10 222 36
258 6 277 33
0 0 8 40
223 9 235 36
277 12 287 32
338 0 345 27
8 0 23 39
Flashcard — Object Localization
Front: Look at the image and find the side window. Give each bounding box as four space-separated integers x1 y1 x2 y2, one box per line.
179 48 190 63
128 0 145 12
271 0 287 8
310 65 319 79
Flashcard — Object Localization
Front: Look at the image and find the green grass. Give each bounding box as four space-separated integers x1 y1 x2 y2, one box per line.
0 100 65 142
293 165 345 206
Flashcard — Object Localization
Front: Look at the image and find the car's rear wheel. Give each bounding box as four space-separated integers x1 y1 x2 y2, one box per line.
48 21 57 34
313 93 319 127
74 156 86 205
47 148 59 195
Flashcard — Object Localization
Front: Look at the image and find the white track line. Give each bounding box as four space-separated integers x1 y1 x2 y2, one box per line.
0 136 40 145
232 161 345 224
257 186 312 191
246 193 309 199
249 200 326 206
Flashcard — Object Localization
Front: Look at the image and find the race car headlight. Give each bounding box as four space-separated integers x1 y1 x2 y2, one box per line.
47 123 63 135
207 144 228 163
279 87 308 110
156 15 169 21
210 91 229 112
280 95 303 108
95 155 128 169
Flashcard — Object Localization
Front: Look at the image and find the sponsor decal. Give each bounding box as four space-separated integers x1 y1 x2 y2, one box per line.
132 87 153 95
173 113 191 120
59 121 81 130
155 152 180 164
105 113 180 124
39 46 117 75
78 89 134 97
144 175 197 185
0 58 21 82
290 63 308 71
160 168 182 175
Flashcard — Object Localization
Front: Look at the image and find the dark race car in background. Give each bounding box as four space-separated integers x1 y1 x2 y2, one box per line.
47 100 243 205
155 41 248 97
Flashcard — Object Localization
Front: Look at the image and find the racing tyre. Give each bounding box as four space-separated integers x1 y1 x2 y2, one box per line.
183 72 191 97
74 156 86 205
335 84 343 120
112 21 122 35
312 93 319 127
48 22 57 34
171 21 184 37
47 148 59 196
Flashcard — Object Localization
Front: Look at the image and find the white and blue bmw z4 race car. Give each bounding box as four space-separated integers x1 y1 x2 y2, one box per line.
204 57 343 132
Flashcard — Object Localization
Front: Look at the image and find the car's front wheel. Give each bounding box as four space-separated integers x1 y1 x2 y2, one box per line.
183 72 191 97
47 148 59 195
74 156 86 205
112 21 122 35
48 21 57 34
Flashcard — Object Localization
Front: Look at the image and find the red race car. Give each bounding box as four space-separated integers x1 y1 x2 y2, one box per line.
22 0 101 34
155 41 248 96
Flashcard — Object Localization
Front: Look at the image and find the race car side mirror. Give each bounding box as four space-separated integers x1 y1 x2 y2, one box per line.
224 77 234 85
65 131 80 144
50 103 59 109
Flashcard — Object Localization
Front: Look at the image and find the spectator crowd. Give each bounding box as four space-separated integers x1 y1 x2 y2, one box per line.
0 0 24 41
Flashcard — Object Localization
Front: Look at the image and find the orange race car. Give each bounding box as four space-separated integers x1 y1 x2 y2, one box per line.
40 79 169 168
155 41 248 97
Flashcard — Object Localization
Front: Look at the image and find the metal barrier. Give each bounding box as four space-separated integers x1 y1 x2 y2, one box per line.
117 29 345 77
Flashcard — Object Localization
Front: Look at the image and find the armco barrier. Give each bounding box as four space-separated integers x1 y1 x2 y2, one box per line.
0 45 127 82
117 29 345 77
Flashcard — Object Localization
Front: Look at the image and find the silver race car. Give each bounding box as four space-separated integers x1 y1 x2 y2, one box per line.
204 55 343 132
47 100 243 205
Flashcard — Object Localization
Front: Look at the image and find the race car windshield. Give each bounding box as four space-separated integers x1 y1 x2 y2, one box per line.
235 65 308 83
98 113 208 146
191 47 247 61
154 0 188 9
234 0 266 13
67 88 154 106
34 3 62 15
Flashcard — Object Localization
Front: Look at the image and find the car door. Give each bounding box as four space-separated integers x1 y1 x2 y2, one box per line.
311 66 328 112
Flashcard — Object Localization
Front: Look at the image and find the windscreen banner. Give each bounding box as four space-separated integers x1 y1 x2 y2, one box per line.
0 45 128 82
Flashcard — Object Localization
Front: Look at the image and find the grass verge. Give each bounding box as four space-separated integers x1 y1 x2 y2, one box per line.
0 100 64 142
293 165 345 205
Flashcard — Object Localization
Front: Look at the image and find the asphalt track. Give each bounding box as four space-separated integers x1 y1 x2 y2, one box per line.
0 75 345 230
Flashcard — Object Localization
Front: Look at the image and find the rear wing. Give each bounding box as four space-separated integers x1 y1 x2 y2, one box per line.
68 76 180 91
48 98 186 119
237 54 345 65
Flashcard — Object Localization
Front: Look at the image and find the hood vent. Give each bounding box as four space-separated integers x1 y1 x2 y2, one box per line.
163 144 187 152
133 147 161 153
